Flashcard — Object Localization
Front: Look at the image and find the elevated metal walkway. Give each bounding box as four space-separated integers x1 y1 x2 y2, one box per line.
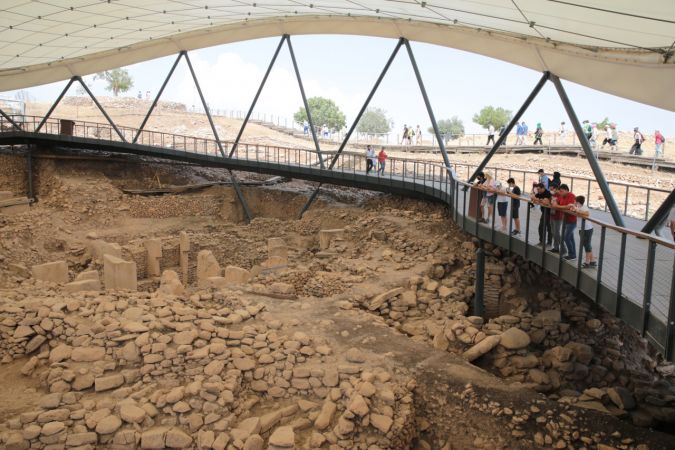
1 115 673 361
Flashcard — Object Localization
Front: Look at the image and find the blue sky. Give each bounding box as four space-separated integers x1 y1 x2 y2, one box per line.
4 35 674 136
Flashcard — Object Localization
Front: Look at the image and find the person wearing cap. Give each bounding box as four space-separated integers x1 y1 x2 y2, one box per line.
533 123 543 145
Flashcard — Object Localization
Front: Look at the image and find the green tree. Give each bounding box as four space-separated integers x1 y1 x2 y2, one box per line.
596 117 610 129
429 117 465 139
472 106 512 129
356 107 392 134
293 97 346 131
95 68 134 96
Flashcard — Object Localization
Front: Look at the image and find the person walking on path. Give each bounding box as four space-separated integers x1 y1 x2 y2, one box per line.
515 122 524 145
610 124 619 151
377 147 387 175
520 121 529 145
401 125 408 145
655 130 665 158
630 127 645 155
589 123 598 149
601 125 612 149
559 121 566 144
531 183 552 246
415 125 422 145
507 178 521 235
366 145 375 174
572 195 596 268
533 123 543 145
549 185 564 254
582 120 592 141
487 124 495 146
554 184 578 260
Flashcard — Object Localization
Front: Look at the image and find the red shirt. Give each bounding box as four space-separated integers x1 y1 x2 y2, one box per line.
378 151 387 162
557 192 577 224
551 193 564 220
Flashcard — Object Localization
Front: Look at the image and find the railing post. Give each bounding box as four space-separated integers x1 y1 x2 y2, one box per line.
640 241 657 336
474 241 485 318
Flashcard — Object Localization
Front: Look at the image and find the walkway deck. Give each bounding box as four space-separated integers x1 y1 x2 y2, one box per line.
1 122 673 360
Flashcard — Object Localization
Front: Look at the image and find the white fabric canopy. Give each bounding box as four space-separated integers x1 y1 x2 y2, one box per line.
1 1 674 110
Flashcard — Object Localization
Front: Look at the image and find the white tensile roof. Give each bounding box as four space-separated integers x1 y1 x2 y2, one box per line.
1 1 674 110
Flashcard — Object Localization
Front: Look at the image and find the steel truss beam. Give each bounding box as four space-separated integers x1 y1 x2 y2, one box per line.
0 108 22 130
34 76 126 142
287 36 325 169
298 38 405 218
468 71 550 183
134 52 185 143
184 52 253 223
550 75 625 227
641 189 675 235
229 36 287 157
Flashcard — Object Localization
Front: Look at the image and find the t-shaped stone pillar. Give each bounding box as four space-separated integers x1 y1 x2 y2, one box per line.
196 250 221 287
103 255 137 291
179 231 190 284
144 238 162 278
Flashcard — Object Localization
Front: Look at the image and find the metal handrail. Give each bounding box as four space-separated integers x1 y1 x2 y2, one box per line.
0 113 673 360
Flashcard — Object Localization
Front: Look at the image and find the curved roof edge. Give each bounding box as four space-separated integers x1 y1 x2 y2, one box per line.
1 16 673 111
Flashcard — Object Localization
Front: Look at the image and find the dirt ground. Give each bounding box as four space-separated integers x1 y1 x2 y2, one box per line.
0 152 674 449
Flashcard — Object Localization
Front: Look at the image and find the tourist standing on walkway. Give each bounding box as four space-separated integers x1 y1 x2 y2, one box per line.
303 121 309 135
582 120 592 141
507 178 521 235
549 185 564 254
550 171 561 190
520 122 529 145
630 127 644 155
481 173 497 224
407 127 414 145
572 195 596 268
515 122 524 145
554 184 577 260
536 169 550 191
401 125 408 145
655 130 665 157
366 145 375 174
416 125 422 145
475 172 487 222
532 183 552 246
590 123 598 149
496 180 509 231
487 124 495 146
559 121 566 144
377 147 387 175
533 123 543 145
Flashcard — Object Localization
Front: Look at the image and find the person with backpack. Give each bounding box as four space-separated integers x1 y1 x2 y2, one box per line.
533 123 543 145
655 130 665 157
630 127 644 155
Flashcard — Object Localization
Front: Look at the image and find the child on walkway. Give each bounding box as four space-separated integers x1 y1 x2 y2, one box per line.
572 196 596 268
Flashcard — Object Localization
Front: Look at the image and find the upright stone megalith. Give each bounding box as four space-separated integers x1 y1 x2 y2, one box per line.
144 239 162 278
103 255 137 291
197 250 221 287
32 261 69 284
179 232 190 284
319 229 345 250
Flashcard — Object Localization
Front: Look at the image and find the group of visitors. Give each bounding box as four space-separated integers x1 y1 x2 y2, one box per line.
475 168 596 269
401 125 422 145
303 121 332 139
365 145 387 175
484 120 666 156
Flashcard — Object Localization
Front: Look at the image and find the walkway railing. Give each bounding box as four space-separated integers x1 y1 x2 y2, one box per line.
1 114 673 360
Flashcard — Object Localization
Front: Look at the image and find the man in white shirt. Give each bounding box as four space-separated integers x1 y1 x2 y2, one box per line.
487 124 495 146
571 195 595 268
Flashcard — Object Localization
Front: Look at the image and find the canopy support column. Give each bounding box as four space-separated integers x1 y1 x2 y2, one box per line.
35 77 76 133
75 76 127 142
230 35 287 157
0 108 22 130
298 38 404 218
184 52 253 223
641 189 675 235
468 71 550 183
550 74 625 227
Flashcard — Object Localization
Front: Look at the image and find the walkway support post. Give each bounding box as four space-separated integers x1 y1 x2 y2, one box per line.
298 38 404 217
468 71 550 184
641 189 675 235
184 52 253 223
35 77 77 133
0 108 22 130
134 52 185 143
404 39 453 179
230 36 287 157
474 241 485 317
550 75 625 227
75 76 127 142
287 36 324 169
